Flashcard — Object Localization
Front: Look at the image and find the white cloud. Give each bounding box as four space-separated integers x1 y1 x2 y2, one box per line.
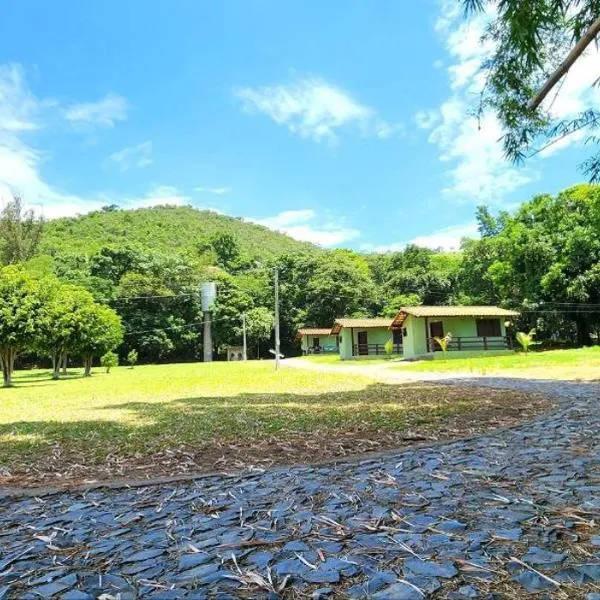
64 93 128 129
195 185 231 195
0 65 102 218
106 141 152 171
235 77 402 142
421 0 600 203
417 2 533 204
125 185 191 209
0 64 43 133
249 208 360 247
364 222 479 253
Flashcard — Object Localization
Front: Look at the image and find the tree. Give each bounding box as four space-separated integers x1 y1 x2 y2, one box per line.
197 232 249 271
35 283 97 380
113 254 203 363
303 250 377 327
464 0 600 179
0 267 46 386
245 307 273 358
210 271 253 355
100 351 119 373
126 349 138 368
0 196 44 265
459 184 600 345
75 304 124 376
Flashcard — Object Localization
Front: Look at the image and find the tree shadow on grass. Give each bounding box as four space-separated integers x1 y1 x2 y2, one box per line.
0 377 595 486
9 371 86 388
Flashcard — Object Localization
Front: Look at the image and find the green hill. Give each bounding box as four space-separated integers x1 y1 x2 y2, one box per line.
41 205 318 259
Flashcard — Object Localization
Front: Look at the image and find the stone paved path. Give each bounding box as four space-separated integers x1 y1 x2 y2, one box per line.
1 377 599 599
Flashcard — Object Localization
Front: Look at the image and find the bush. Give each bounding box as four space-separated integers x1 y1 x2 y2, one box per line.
384 338 394 356
126 349 138 368
100 351 119 373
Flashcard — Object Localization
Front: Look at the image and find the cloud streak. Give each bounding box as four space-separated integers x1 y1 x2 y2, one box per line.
106 141 153 171
249 208 360 247
236 77 402 142
364 222 479 253
416 2 533 204
195 186 231 195
64 93 129 129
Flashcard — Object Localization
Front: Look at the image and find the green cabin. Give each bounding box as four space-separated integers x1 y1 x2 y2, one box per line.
330 318 402 360
295 328 339 355
391 306 520 359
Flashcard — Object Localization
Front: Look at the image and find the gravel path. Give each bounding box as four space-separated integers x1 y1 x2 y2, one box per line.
1 377 599 599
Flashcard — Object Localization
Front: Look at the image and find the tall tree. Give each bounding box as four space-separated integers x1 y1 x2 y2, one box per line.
35 283 97 380
74 304 124 376
245 307 273 358
465 0 600 178
0 267 46 386
0 196 44 265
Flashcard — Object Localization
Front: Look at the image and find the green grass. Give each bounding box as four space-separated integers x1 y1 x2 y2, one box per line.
0 361 511 484
398 346 600 377
297 354 400 365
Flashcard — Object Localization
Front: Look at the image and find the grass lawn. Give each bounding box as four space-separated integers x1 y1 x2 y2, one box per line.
296 354 400 365
398 346 600 379
0 361 549 488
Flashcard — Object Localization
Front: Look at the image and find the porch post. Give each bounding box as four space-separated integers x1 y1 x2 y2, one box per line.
425 317 429 352
351 327 355 356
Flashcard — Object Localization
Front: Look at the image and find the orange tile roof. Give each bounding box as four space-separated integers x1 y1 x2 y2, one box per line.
391 305 520 328
331 318 394 334
295 328 335 342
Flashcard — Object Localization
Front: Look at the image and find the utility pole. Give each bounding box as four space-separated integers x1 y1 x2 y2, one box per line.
203 311 212 363
242 313 248 361
274 268 281 370
200 282 217 363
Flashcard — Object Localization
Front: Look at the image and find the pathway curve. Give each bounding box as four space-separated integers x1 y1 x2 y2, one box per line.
1 377 599 598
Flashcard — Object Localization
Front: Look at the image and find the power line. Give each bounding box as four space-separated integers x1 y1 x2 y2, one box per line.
112 293 196 302
122 313 243 337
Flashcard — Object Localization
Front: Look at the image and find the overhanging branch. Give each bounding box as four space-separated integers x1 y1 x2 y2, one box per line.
528 15 600 111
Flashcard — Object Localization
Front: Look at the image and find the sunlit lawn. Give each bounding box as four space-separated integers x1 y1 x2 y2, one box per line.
297 354 400 365
0 360 537 485
398 346 600 379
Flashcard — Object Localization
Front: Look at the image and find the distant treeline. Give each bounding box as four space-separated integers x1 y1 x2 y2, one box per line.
2 183 599 366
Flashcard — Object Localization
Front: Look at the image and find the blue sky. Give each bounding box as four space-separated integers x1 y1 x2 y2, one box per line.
0 0 597 251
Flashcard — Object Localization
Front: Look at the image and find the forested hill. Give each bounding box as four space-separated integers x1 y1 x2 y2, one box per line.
41 205 318 259
3 183 599 365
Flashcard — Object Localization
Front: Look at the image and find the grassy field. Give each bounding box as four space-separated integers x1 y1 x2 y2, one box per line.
0 361 546 487
397 346 600 378
297 354 399 365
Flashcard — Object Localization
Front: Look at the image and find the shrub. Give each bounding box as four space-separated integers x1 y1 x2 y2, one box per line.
434 332 453 356
127 349 138 368
516 329 539 353
384 338 394 356
100 351 119 373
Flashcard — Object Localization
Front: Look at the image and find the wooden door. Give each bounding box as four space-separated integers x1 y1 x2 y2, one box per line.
312 337 320 353
429 321 444 351
357 331 368 355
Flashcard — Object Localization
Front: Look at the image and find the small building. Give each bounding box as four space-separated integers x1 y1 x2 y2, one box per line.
331 318 402 360
391 306 520 359
227 346 245 361
295 328 339 355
